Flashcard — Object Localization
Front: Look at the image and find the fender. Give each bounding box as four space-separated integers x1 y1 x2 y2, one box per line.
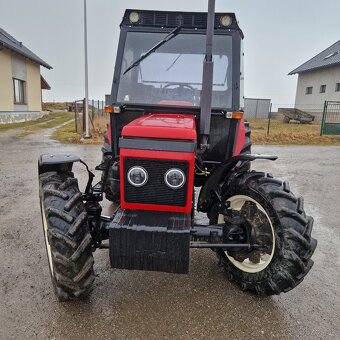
38 153 80 175
197 154 277 213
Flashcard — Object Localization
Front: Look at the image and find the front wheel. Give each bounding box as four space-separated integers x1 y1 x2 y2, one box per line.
209 172 317 295
39 171 95 301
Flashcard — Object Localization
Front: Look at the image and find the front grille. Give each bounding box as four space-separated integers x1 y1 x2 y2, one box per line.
124 158 188 207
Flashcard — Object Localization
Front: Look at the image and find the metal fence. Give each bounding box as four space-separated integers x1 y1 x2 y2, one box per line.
321 101 340 135
73 99 106 134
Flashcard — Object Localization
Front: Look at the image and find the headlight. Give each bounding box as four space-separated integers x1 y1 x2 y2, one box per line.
127 166 148 187
164 168 186 189
129 11 140 24
220 15 232 27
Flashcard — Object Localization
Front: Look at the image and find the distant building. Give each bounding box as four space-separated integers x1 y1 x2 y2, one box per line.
0 27 52 123
244 98 271 119
289 40 340 121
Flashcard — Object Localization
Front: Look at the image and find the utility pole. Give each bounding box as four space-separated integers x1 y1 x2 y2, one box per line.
83 0 90 138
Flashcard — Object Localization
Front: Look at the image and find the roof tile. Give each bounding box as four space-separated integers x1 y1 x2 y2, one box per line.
0 27 52 69
289 40 340 75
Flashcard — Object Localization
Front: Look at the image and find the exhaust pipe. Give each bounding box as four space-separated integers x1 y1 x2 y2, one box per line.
199 0 216 150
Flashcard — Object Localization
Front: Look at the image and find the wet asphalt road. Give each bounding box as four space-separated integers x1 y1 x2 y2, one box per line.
0 126 339 340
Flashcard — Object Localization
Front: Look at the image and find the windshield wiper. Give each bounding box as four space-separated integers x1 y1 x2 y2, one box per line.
123 26 181 75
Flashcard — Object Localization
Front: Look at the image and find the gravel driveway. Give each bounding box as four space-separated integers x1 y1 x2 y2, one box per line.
0 126 339 340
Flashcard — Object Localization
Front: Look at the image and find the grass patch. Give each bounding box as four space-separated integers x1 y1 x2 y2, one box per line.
53 116 340 146
0 112 74 136
42 102 68 111
52 114 107 144
249 119 340 145
51 121 82 143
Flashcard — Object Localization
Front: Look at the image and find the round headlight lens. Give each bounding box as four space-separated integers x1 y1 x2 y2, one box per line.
220 15 232 27
164 168 186 189
127 166 148 187
129 11 140 24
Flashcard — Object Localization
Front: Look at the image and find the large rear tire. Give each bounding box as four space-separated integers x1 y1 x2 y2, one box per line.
209 172 317 295
101 133 120 203
101 160 120 202
39 171 95 301
241 121 251 155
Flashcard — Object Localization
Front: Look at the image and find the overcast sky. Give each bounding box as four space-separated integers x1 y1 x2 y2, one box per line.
0 0 339 110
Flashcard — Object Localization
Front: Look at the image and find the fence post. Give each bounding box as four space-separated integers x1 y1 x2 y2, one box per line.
255 99 259 119
83 98 86 133
267 102 272 136
74 101 77 132
320 101 327 136
92 99 94 121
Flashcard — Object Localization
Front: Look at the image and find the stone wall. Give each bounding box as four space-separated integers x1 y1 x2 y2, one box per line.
0 111 47 124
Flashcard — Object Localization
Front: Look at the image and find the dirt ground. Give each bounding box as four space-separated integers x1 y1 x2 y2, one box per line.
0 125 339 340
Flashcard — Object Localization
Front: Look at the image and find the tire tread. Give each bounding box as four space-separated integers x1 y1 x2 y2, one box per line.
39 171 94 301
213 171 316 296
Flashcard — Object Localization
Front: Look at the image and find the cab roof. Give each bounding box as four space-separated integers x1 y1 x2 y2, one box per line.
121 9 243 38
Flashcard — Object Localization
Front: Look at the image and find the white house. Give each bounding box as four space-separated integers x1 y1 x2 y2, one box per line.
289 40 340 121
0 27 52 123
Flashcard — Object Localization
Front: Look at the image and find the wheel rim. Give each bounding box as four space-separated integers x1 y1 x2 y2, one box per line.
41 200 54 276
218 195 275 273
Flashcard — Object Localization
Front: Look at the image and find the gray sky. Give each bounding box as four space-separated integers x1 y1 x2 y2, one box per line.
0 0 339 110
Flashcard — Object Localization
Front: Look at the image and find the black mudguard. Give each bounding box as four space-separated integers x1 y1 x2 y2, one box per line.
38 153 80 175
197 154 277 213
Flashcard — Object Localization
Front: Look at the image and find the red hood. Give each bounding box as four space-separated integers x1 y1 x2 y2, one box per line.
122 114 197 141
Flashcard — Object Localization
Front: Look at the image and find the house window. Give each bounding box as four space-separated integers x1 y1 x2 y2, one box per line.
306 86 313 95
336 83 340 92
13 78 26 104
320 85 326 93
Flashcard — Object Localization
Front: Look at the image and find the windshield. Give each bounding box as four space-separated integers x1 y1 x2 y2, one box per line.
117 32 233 109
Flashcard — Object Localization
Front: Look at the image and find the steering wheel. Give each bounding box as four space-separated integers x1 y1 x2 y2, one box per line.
163 83 195 91
163 83 196 104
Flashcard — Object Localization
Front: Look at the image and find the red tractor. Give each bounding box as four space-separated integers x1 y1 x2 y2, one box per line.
39 2 316 301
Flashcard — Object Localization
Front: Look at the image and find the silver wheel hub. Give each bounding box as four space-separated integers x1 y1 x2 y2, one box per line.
218 195 275 273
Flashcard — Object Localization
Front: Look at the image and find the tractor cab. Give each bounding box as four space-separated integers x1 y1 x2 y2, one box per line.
106 9 245 164
110 10 243 111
